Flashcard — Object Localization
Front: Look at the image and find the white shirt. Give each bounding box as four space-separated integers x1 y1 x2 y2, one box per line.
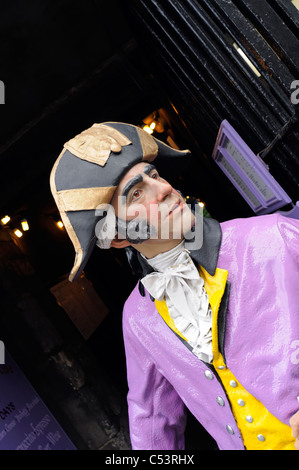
141 240 213 363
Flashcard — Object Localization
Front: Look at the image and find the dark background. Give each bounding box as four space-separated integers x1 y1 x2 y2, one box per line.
0 0 298 450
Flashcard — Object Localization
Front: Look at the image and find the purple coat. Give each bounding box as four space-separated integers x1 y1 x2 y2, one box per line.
122 214 299 450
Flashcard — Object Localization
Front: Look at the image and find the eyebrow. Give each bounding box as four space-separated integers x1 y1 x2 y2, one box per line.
143 163 156 175
121 174 143 199
121 164 157 200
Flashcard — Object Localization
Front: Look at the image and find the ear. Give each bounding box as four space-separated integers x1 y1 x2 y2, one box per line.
110 238 132 249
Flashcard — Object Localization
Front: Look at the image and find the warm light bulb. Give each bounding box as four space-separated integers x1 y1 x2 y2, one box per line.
57 220 64 229
21 219 29 231
143 125 154 135
149 121 156 130
14 229 23 238
1 215 10 225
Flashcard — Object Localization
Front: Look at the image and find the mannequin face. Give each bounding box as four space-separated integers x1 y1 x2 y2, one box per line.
110 162 195 258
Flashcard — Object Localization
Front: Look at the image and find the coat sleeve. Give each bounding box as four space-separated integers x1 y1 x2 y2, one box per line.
122 303 187 450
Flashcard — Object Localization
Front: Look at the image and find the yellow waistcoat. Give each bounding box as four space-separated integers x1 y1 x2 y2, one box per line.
155 266 295 450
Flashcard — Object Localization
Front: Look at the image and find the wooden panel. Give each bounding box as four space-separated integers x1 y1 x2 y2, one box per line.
122 0 299 208
50 275 108 339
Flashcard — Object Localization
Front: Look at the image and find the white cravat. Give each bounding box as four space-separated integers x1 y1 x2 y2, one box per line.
141 241 213 363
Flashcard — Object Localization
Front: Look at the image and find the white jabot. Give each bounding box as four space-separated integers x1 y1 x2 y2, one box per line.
141 241 213 363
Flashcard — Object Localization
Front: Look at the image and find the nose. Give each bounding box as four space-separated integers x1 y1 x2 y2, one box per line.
154 178 173 202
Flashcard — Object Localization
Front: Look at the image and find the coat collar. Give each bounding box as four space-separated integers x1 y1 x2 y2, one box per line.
127 215 222 279
188 217 222 276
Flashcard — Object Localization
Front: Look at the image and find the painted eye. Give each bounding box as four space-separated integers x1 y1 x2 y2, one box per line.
132 189 142 201
151 171 159 179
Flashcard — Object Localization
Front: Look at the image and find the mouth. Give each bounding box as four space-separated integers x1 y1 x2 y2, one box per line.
168 200 183 216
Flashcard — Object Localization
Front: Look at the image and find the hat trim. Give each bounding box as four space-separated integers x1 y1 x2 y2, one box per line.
61 209 84 282
50 148 84 281
154 135 191 155
56 186 117 212
136 127 158 162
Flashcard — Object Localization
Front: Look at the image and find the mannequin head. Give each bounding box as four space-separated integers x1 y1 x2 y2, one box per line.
50 121 192 280
109 162 195 259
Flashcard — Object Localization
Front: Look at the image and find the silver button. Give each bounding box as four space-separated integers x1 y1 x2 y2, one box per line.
246 415 254 423
257 434 265 442
226 425 234 435
204 370 213 380
218 365 226 370
238 399 245 407
230 380 238 388
216 396 225 407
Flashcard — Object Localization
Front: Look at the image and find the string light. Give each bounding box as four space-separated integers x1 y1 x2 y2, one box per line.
1 215 10 225
21 219 29 231
57 220 64 229
143 125 154 135
14 229 23 238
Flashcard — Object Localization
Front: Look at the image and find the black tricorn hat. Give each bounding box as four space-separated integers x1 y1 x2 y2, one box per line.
50 122 190 281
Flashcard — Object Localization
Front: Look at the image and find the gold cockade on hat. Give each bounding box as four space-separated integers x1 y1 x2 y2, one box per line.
64 123 132 166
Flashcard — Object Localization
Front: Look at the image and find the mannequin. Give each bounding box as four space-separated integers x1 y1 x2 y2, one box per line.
50 121 299 450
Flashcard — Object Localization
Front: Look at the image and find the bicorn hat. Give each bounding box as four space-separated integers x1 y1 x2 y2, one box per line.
50 122 190 281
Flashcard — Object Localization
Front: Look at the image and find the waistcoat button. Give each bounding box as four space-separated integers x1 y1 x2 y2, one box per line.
238 399 245 407
230 380 238 388
246 415 254 423
257 434 265 442
216 396 225 407
226 425 234 435
204 370 213 380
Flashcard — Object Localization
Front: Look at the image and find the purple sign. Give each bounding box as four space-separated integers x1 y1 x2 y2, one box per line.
212 120 292 214
0 351 76 450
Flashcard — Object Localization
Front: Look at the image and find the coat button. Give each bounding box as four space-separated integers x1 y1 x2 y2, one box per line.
226 425 234 435
204 370 213 380
246 415 254 423
230 380 238 388
238 399 245 406
257 434 265 442
216 396 225 407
